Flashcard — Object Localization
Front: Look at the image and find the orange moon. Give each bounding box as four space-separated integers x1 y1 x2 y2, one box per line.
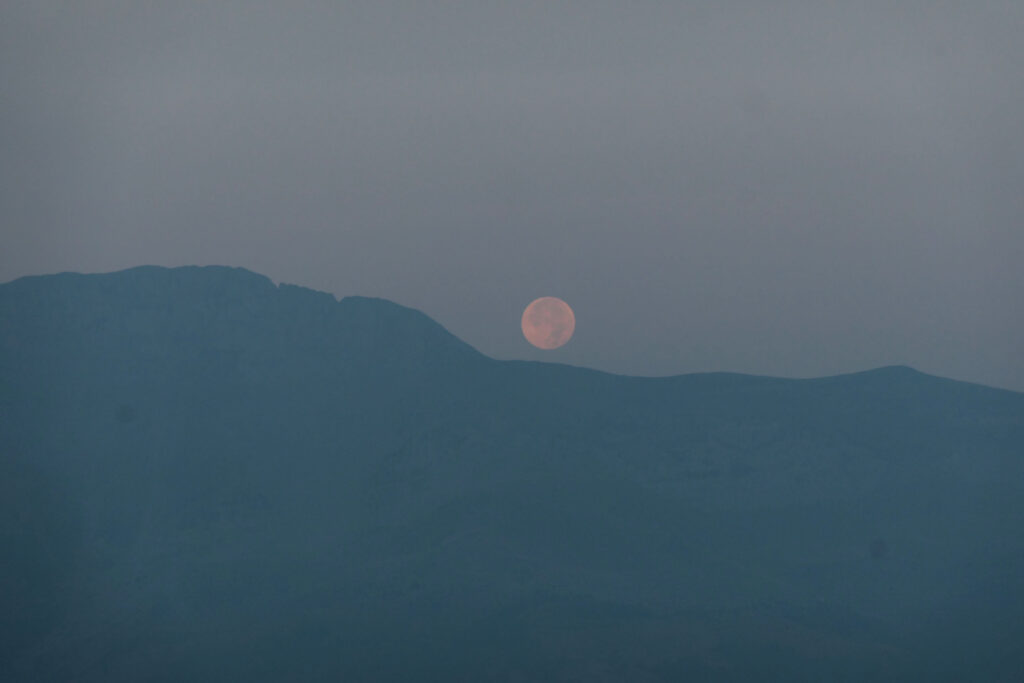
521 297 575 349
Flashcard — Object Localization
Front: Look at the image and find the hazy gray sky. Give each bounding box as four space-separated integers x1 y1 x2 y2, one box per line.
2 1 1022 389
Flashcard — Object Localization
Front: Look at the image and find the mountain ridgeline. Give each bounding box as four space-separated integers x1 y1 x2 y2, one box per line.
2 266 1023 681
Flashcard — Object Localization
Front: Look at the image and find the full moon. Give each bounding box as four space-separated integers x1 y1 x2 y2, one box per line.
521 297 576 350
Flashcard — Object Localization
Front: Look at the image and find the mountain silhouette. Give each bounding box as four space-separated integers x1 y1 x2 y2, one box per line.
2 266 1022 681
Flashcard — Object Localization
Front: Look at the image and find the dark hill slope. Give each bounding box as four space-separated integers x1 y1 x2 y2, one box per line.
1 266 1022 682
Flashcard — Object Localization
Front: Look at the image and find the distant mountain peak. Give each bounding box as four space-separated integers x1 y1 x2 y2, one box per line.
0 265 485 379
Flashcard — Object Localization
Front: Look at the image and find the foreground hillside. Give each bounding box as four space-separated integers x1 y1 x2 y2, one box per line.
2 266 1023 681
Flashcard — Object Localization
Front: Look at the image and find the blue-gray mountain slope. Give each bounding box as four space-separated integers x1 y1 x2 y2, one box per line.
1 266 1022 681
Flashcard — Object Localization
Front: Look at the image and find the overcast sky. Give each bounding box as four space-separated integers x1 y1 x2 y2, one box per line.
2 1 1022 389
